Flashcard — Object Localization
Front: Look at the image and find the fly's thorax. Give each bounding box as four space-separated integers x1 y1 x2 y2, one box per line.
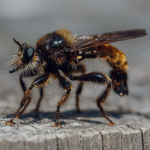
36 28 76 54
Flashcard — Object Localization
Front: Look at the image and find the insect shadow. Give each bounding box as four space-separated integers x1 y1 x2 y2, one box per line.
5 108 130 126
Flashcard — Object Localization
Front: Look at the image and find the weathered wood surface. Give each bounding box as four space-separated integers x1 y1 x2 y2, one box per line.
0 76 150 150
0 113 150 150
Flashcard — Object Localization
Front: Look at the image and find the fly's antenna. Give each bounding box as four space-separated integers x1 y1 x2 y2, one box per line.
13 38 22 49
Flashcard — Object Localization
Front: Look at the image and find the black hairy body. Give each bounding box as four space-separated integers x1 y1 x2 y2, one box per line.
6 28 147 127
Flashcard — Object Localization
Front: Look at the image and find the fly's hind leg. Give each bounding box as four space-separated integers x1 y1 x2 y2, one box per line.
19 69 44 112
68 72 115 126
96 81 115 126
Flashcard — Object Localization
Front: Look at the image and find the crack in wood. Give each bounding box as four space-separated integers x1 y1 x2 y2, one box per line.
139 128 144 150
100 131 104 150
56 135 59 150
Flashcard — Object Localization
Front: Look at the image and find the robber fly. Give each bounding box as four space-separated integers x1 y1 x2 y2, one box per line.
6 28 147 127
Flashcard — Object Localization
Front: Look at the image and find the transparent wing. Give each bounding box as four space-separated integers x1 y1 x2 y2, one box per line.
70 29 147 51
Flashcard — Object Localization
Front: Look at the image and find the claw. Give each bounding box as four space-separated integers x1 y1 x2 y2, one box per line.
109 121 116 127
5 120 14 126
54 122 62 128
59 124 62 128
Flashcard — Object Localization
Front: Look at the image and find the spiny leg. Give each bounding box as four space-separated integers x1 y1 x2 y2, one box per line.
54 76 71 127
96 81 115 126
19 70 44 112
68 72 115 126
20 74 26 92
19 69 39 92
73 63 86 112
6 74 50 126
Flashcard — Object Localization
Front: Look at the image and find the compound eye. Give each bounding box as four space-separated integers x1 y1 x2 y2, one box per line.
22 47 34 64
22 43 28 49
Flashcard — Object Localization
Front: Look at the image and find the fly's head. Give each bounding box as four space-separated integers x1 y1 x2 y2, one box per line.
8 38 39 74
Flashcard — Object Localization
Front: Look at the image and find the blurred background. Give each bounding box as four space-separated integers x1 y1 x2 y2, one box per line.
0 0 150 116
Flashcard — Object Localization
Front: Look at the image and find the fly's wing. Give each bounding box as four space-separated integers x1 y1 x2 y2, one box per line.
70 29 147 51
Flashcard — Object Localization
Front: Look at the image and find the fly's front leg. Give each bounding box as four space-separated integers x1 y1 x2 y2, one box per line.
54 76 71 127
6 74 50 126
20 74 26 93
19 69 39 93
69 72 115 126
19 70 44 112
